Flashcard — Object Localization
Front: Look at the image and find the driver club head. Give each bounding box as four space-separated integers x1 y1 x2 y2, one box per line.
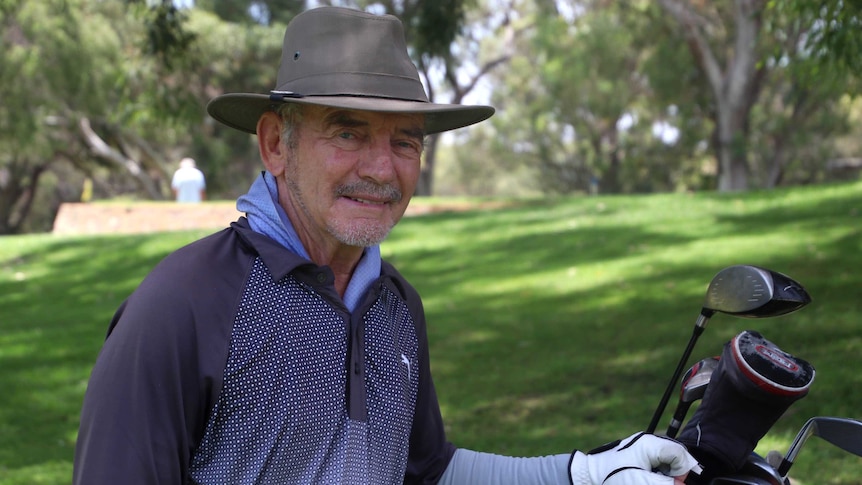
778 416 862 478
701 265 811 320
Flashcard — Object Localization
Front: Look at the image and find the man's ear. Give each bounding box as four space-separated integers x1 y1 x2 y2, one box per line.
257 111 288 176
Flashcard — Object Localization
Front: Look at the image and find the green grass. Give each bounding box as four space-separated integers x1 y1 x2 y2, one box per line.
2 181 861 484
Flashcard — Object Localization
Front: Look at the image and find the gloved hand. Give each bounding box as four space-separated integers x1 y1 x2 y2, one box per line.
569 432 702 485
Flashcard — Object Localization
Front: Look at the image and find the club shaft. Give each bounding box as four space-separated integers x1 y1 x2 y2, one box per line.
778 424 814 476
647 325 705 434
666 401 693 438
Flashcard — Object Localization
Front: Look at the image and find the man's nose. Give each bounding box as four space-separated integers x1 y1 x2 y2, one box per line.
357 138 397 183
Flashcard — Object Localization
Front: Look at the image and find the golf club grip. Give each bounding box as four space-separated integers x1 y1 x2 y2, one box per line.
777 457 792 477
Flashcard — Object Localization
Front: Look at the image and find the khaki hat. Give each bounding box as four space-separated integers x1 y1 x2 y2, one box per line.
207 7 495 135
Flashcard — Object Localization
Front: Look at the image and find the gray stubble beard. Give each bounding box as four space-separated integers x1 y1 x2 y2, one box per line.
282 146 403 249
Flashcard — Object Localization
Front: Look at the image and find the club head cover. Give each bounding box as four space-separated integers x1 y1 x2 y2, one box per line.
677 330 814 483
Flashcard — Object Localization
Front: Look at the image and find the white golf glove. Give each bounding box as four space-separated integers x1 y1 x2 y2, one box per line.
569 432 702 485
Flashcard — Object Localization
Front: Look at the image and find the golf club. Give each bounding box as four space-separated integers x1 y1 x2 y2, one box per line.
666 356 719 438
646 265 811 434
777 416 862 479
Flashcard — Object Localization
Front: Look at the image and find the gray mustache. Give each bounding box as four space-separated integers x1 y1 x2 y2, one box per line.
336 181 402 202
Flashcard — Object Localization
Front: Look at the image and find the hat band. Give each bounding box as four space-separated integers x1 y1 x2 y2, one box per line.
276 72 429 103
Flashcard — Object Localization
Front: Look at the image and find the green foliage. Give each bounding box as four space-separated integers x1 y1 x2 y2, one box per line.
196 0 304 25
2 1 116 144
412 0 466 59
181 9 286 195
0 0 130 233
2 181 862 482
349 0 468 61
128 0 196 70
770 0 862 82
487 2 705 194
0 0 290 233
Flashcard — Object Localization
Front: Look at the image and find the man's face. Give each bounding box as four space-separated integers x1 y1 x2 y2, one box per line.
279 105 424 250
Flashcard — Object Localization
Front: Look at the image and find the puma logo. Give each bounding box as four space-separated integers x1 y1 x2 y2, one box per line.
401 353 411 381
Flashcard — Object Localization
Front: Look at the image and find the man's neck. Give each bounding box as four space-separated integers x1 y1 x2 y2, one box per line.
304 243 364 298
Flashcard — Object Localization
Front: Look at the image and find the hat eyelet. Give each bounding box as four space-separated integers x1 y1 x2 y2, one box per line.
294 51 300 61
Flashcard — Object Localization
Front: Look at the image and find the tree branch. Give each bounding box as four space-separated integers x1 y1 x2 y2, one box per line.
77 117 164 199
658 0 724 98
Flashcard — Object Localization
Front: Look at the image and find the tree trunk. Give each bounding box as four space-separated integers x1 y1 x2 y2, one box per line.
0 162 46 235
763 88 811 188
659 0 766 192
416 133 440 196
715 105 750 191
413 5 514 196
765 139 787 188
603 128 622 193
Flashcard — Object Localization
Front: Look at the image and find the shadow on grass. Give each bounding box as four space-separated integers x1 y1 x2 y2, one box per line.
0 230 211 475
385 184 862 457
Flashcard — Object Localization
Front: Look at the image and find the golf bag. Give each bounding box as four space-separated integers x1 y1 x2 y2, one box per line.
678 330 815 483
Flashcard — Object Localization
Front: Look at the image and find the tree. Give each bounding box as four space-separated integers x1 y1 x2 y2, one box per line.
481 0 697 195
0 0 293 233
534 2 659 193
179 9 287 196
1 1 208 232
657 0 769 192
656 0 860 191
452 0 858 196
0 0 175 233
748 7 860 187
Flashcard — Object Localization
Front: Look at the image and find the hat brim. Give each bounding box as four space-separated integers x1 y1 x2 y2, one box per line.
207 94 494 136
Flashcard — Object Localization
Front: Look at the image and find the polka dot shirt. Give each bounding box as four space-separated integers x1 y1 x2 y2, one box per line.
189 258 419 484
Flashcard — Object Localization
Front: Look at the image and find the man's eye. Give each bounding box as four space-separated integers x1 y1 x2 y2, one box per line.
394 139 415 149
338 132 355 140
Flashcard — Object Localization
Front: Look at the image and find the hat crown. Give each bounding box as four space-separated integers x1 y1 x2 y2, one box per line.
275 7 429 103
205 6 494 135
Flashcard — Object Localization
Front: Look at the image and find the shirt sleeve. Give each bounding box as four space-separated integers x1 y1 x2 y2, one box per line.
73 231 243 484
74 296 204 484
438 449 572 485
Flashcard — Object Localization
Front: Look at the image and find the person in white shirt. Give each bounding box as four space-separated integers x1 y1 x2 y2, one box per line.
171 157 206 203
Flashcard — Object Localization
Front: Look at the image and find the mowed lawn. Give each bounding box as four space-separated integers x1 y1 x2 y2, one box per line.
1 180 861 484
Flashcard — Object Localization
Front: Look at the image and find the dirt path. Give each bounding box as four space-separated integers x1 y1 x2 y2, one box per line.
52 200 503 235
52 202 244 235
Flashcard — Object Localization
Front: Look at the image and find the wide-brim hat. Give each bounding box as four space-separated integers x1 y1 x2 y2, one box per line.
207 7 495 135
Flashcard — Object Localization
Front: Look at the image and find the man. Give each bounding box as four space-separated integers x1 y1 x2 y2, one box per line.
73 6 701 484
171 157 206 203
